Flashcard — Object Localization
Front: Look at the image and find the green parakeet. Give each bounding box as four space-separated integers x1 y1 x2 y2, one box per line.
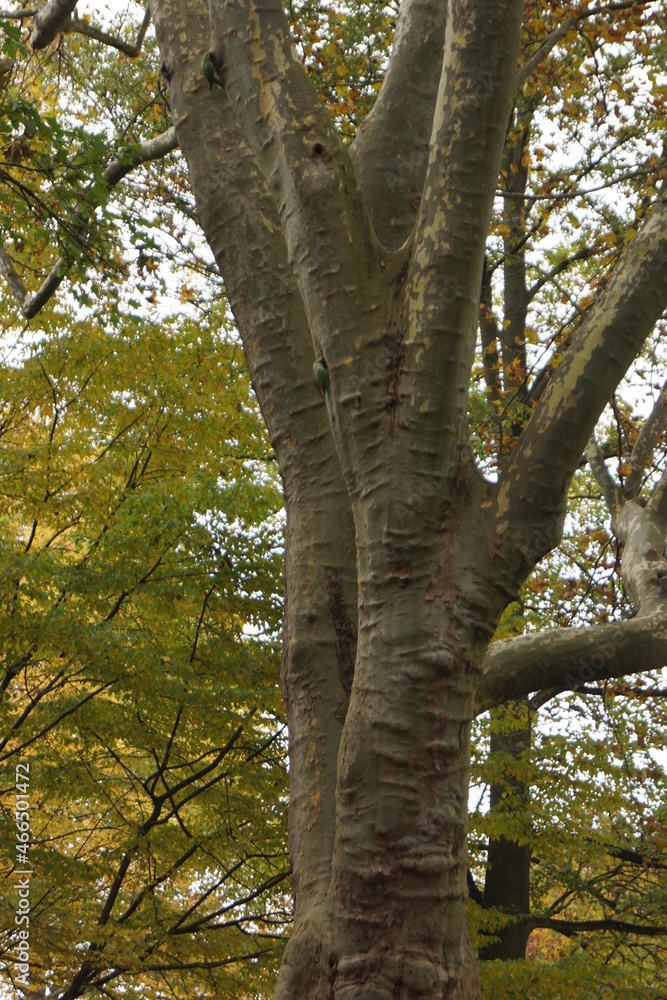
313 359 333 421
201 52 223 90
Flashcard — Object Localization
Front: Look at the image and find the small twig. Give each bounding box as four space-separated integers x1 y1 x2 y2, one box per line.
527 246 595 301
499 168 653 203
515 2 650 90
69 6 152 58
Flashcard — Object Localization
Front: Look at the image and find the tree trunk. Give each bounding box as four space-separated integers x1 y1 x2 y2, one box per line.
481 715 532 961
147 1 667 996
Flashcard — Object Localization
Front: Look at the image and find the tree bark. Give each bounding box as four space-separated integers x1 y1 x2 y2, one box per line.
146 1 667 996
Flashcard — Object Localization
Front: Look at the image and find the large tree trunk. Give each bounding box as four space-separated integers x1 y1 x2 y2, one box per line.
147 1 667 996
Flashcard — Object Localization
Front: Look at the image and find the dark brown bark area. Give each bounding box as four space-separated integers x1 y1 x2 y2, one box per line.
480 722 532 961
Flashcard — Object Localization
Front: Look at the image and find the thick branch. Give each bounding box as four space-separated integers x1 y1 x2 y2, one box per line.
30 0 78 48
103 126 178 186
476 614 667 714
150 0 358 932
492 199 667 589
348 0 447 248
401 0 523 479
616 499 667 615
0 246 66 318
211 0 385 371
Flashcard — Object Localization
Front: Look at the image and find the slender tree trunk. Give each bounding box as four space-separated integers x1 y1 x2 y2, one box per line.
481 714 532 961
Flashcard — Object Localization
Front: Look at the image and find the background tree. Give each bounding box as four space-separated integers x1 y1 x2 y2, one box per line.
0 2 666 999
0 306 290 998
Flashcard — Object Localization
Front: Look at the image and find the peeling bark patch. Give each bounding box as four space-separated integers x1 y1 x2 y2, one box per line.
425 565 459 605
388 559 412 587
326 571 356 698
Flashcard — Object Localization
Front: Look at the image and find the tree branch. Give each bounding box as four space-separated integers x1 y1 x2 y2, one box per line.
515 1 650 90
401 0 523 482
524 915 667 938
212 0 385 384
30 2 152 54
616 498 667 615
150 0 358 918
490 199 667 592
526 246 596 302
649 462 667 520
348 0 447 248
475 613 667 714
68 6 151 57
586 436 623 522
0 7 38 18
103 125 178 185
0 127 178 318
30 0 78 49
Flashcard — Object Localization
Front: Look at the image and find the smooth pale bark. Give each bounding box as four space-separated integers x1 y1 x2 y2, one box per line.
349 0 448 248
30 0 78 48
477 614 667 713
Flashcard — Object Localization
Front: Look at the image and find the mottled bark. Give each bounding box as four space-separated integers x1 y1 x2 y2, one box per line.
30 0 78 49
143 1 667 997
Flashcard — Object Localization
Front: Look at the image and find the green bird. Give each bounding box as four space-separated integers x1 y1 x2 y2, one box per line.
201 52 223 90
313 359 333 421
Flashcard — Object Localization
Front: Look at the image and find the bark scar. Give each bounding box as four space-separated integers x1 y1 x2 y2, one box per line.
326 570 356 703
386 336 405 435
388 559 412 587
